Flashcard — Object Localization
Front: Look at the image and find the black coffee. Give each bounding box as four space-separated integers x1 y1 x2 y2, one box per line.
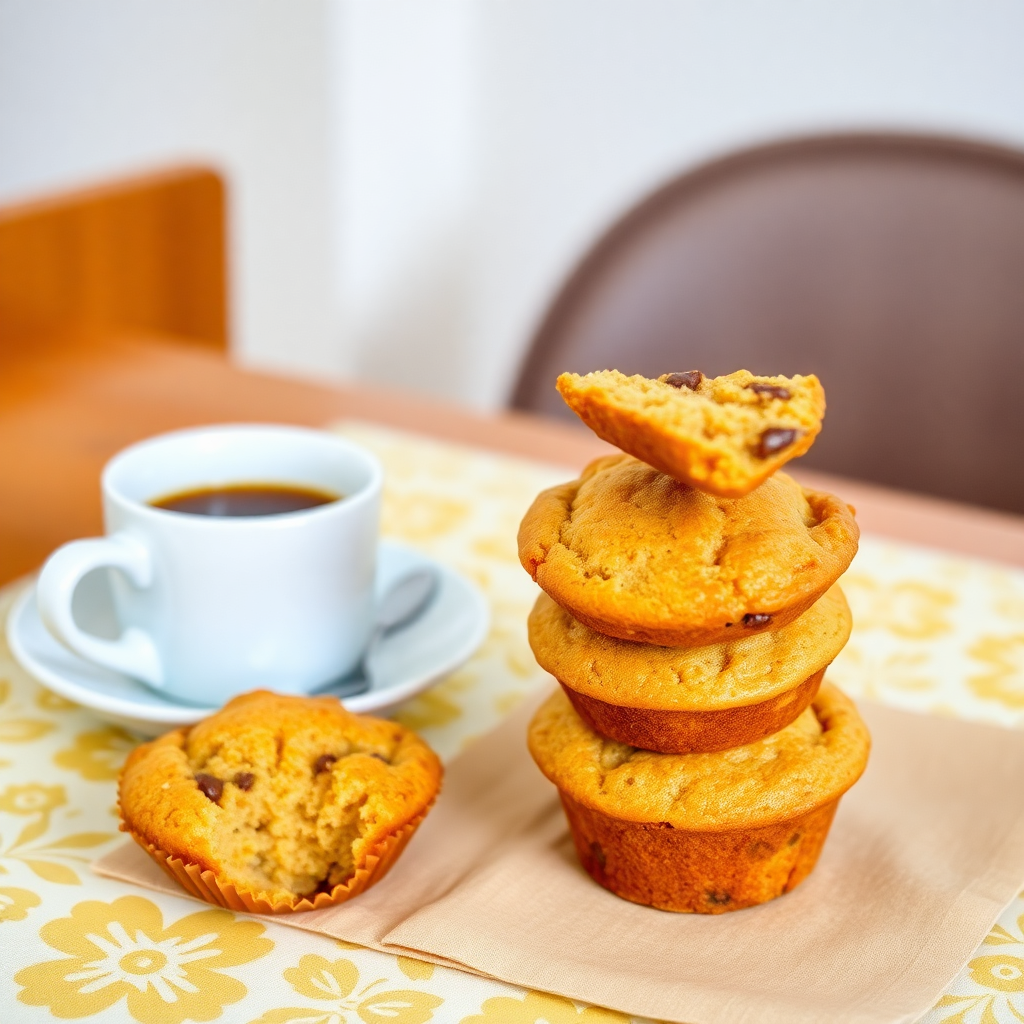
150 483 340 517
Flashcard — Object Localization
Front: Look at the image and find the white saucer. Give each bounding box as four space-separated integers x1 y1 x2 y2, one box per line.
6 541 489 736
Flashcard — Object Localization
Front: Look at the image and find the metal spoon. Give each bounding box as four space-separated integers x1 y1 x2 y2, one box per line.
327 568 439 698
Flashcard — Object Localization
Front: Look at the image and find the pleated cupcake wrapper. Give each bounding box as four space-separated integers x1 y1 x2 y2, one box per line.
119 804 431 914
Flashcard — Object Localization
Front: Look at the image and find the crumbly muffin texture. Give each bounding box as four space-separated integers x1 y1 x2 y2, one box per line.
529 585 851 710
518 454 858 646
528 683 869 831
119 691 442 901
556 369 825 497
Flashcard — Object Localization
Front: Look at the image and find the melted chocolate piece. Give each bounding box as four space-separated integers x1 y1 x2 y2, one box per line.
589 841 607 870
194 774 223 802
743 613 773 628
706 890 732 905
757 427 798 458
747 382 791 400
313 754 338 775
233 772 255 791
313 875 337 896
664 370 703 390
369 752 390 763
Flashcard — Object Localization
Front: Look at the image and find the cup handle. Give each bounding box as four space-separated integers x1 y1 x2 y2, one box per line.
36 534 163 688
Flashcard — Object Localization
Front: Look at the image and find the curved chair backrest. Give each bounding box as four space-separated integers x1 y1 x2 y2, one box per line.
511 134 1024 514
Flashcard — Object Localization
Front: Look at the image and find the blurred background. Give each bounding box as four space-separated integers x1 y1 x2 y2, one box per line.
3 0 1024 514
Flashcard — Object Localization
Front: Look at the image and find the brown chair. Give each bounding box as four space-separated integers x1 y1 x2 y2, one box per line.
512 134 1024 515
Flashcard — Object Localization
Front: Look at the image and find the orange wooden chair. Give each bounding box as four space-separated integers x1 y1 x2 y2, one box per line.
0 167 229 582
0 166 227 353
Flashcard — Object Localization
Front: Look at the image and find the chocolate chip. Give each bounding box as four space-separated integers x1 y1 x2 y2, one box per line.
706 890 732 905
194 774 223 802
788 831 803 847
743 613 772 628
233 772 255 791
313 754 338 775
589 841 607 870
757 427 799 458
314 875 337 896
664 370 703 390
370 752 390 763
747 382 791 400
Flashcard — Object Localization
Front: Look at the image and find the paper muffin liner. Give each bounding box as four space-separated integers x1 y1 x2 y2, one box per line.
559 790 841 914
119 803 432 914
561 666 827 754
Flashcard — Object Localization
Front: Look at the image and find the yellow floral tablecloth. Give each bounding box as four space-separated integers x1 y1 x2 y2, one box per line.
1 422 1023 1024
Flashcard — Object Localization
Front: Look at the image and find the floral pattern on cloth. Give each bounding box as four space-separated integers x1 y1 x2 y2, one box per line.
460 991 632 1023
15 895 272 1023
931 903 1024 1024
0 420 1020 1023
245 952 444 1024
828 539 1024 729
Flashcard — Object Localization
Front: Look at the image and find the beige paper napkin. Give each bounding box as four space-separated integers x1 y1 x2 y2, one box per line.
96 690 1024 1024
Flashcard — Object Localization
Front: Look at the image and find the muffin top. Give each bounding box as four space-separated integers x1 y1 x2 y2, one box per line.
529 585 851 711
119 690 442 899
556 369 825 497
518 454 859 646
528 683 870 830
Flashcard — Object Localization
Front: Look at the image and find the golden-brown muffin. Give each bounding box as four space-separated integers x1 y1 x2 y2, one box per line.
529 585 851 752
556 368 825 497
528 683 869 913
518 454 858 646
119 691 442 912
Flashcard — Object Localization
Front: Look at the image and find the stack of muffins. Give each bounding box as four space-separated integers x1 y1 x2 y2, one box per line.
520 369 871 914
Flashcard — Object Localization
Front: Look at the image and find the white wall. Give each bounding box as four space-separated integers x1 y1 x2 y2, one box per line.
0 0 339 379
349 0 1024 411
5 1 1024 409
332 0 477 396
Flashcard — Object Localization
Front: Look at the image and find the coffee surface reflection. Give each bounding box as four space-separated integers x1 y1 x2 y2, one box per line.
151 483 340 517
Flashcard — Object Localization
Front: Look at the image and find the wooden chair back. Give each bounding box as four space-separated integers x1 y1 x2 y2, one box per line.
0 166 227 354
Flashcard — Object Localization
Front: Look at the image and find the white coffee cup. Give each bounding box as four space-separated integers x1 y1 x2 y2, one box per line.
36 424 383 706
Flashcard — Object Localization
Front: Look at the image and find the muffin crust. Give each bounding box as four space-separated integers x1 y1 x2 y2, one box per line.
528 683 869 831
561 792 839 914
529 585 851 710
518 455 859 646
559 669 826 754
528 684 869 913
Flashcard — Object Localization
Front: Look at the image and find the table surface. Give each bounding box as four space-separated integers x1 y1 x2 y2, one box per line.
3 331 1024 586
2 419 1024 1024
3 337 1024 1024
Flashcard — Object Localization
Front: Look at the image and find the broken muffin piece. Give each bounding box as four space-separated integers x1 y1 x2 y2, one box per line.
118 690 442 910
556 369 825 497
